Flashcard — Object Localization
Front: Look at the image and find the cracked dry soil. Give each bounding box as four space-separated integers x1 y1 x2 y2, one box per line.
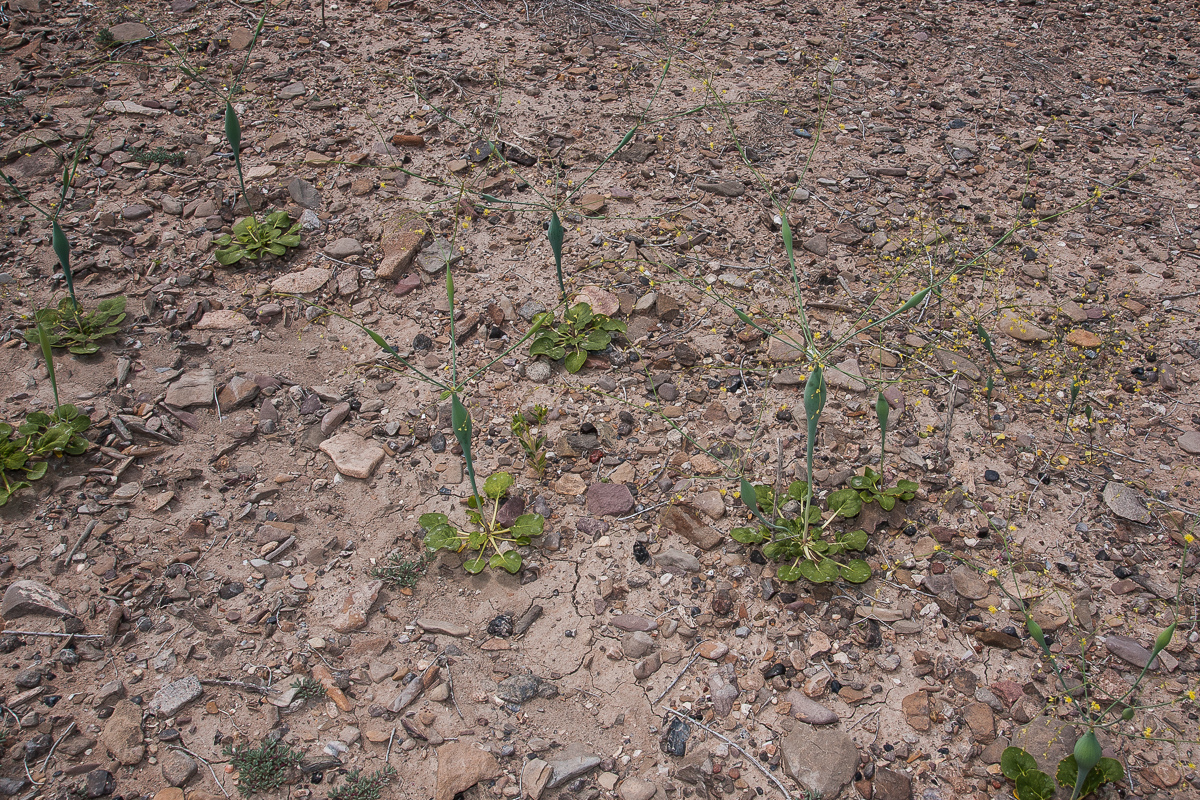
0 1 1199 800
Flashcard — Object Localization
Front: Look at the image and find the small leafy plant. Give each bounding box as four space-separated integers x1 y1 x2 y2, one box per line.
289 676 326 700
24 296 126 355
223 738 303 795
529 302 626 373
1 327 92 506
999 743 1123 800
215 211 302 266
421 472 544 574
369 550 428 589
127 145 185 166
328 766 396 800
511 406 549 478
845 466 918 511
731 479 871 584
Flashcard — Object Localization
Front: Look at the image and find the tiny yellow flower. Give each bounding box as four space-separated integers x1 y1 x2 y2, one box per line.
1186 534 1195 544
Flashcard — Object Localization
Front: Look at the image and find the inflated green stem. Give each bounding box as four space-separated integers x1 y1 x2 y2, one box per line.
1070 730 1102 800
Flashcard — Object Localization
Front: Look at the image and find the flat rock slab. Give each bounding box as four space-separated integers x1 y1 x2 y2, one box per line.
1177 430 1200 455
574 285 620 317
998 310 1053 342
109 22 151 41
434 742 499 800
1105 635 1160 670
610 614 657 632
547 754 602 788
1011 716 1079 774
935 349 981 380
415 618 468 637
780 724 858 798
766 329 807 363
950 565 989 600
587 482 634 517
319 433 384 479
1102 481 1151 524
332 580 383 632
826 357 867 392
288 177 322 209
146 675 202 717
658 505 721 550
654 548 700 574
194 310 251 329
272 267 331 295
100 700 145 766
696 180 744 197
103 100 166 117
324 238 364 259
783 690 838 725
1 580 73 619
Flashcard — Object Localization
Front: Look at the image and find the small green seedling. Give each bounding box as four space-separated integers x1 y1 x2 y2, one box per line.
847 466 918 511
529 302 626 373
329 766 396 800
223 738 303 795
369 550 428 589
215 210 302 266
731 480 871 584
1 327 92 506
289 675 326 700
421 472 544 574
24 296 127 355
127 146 185 166
511 408 549 478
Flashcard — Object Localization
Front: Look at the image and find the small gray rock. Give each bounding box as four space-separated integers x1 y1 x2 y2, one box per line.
288 177 322 209
654 548 701 574
161 751 196 786
1102 481 1151 524
784 690 839 725
780 724 858 797
622 631 656 660
546 754 601 788
1 580 74 620
526 360 552 383
146 675 202 717
324 238 364 259
1104 635 1160 670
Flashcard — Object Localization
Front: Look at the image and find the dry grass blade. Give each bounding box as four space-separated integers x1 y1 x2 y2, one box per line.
524 0 659 40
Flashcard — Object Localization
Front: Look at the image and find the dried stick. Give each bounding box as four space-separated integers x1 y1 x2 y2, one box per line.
199 678 276 696
652 652 700 706
61 520 98 570
41 721 77 773
0 631 106 640
168 745 231 800
659 707 793 800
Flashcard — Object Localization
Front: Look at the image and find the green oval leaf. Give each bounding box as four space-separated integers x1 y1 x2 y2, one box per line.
838 529 869 551
840 559 872 584
419 512 449 530
489 550 522 574
730 526 766 544
1015 770 1055 800
826 488 862 518
484 472 514 500
462 553 488 574
1001 747 1039 781
564 349 588 373
511 513 544 539
775 563 803 582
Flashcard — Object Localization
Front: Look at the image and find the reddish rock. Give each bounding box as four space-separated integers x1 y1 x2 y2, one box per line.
393 273 422 296
586 482 634 517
